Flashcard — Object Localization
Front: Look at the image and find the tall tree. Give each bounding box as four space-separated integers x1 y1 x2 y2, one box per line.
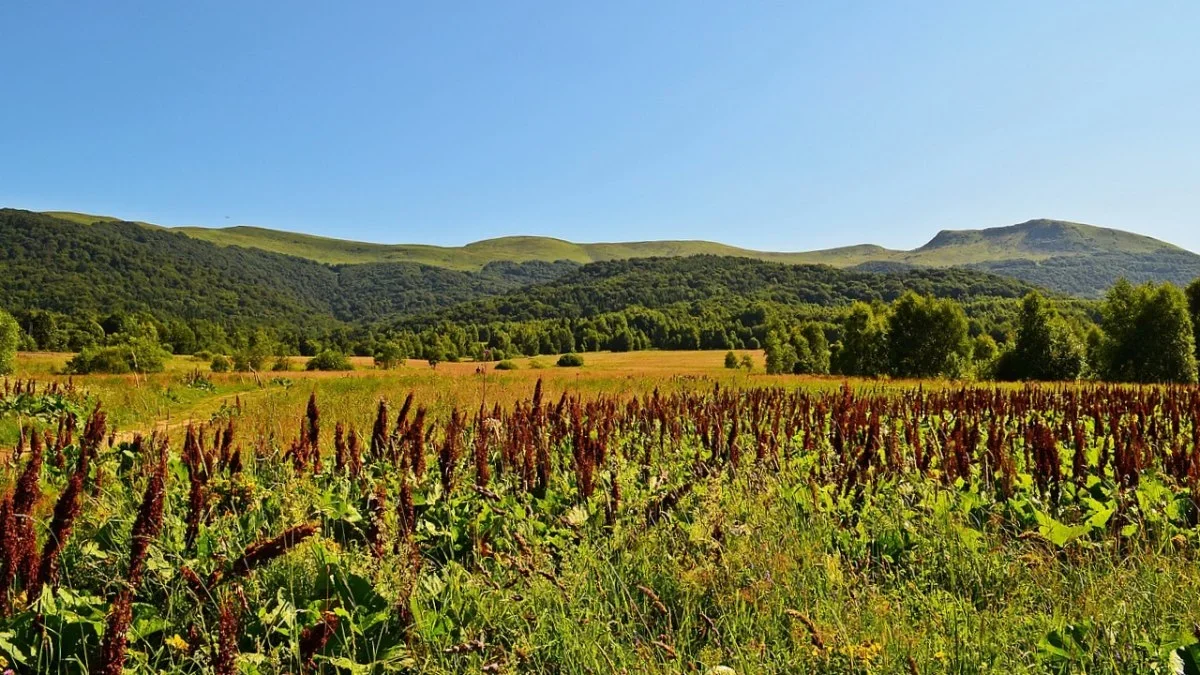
764 331 797 375
795 323 831 375
0 309 18 375
832 302 888 377
1187 278 1200 362
886 292 971 379
1099 280 1197 383
998 291 1085 381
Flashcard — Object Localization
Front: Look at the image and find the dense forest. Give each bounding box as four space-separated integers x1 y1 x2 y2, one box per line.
967 250 1200 297
0 209 575 340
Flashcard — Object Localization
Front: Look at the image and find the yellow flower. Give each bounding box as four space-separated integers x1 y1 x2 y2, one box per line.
166 634 190 653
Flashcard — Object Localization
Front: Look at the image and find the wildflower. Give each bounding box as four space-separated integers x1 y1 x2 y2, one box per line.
166 633 190 653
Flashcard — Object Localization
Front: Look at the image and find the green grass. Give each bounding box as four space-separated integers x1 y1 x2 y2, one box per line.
42 211 159 228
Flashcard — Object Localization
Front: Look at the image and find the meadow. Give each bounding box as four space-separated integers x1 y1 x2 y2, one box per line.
2 350 1200 674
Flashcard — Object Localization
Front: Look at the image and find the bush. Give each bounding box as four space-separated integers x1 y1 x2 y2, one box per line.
494 360 519 370
272 356 293 372
210 354 232 372
557 353 584 368
67 337 171 375
374 342 406 369
306 350 352 371
193 350 214 362
724 351 739 369
529 358 548 369
0 310 18 375
69 347 132 374
232 349 268 372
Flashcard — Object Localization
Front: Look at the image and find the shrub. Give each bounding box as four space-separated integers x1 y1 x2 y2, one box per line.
0 309 18 375
306 350 352 372
739 354 754 371
233 348 269 372
272 356 293 372
67 338 171 375
557 353 584 368
529 358 548 369
724 351 739 369
494 360 519 371
374 342 406 369
210 354 233 373
193 350 214 362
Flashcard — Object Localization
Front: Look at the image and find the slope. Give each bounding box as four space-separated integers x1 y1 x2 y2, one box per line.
36 210 1200 297
0 209 574 327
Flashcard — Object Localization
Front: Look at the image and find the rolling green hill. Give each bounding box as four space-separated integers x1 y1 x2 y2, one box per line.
37 211 1200 296
3 210 1048 355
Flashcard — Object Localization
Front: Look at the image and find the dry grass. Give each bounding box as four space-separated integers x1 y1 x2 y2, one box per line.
7 349 987 446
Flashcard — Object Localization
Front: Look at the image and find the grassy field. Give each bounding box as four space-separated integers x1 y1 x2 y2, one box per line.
5 350 776 446
4 350 1200 673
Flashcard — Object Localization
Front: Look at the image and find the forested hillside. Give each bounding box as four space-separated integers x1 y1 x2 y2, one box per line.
2 209 1051 357
407 255 1037 325
0 209 574 329
48 211 1200 296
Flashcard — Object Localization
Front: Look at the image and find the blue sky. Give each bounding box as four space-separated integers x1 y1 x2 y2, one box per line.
3 2 1199 252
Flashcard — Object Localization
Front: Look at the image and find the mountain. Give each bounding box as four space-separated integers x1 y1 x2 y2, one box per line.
0 210 1035 337
37 211 1200 297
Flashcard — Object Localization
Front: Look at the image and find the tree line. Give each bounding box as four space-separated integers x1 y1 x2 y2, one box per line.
760 278 1200 383
5 276 1199 384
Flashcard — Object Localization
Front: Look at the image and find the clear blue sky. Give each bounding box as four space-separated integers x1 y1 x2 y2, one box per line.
3 2 1199 252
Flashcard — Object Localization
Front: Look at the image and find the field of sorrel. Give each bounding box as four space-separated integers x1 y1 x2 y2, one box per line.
2 369 1200 673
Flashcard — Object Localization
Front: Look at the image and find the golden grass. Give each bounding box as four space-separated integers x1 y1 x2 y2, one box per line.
7 349 992 446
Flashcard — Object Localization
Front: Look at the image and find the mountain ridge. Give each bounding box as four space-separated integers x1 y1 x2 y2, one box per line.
35 211 1200 296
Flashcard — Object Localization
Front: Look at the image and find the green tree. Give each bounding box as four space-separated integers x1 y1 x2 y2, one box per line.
795 323 830 375
1099 280 1197 383
0 309 19 375
764 331 797 375
886 292 971 379
997 292 1085 381
832 302 888 377
972 334 998 363
1188 278 1200 362
374 342 406 369
724 351 739 369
